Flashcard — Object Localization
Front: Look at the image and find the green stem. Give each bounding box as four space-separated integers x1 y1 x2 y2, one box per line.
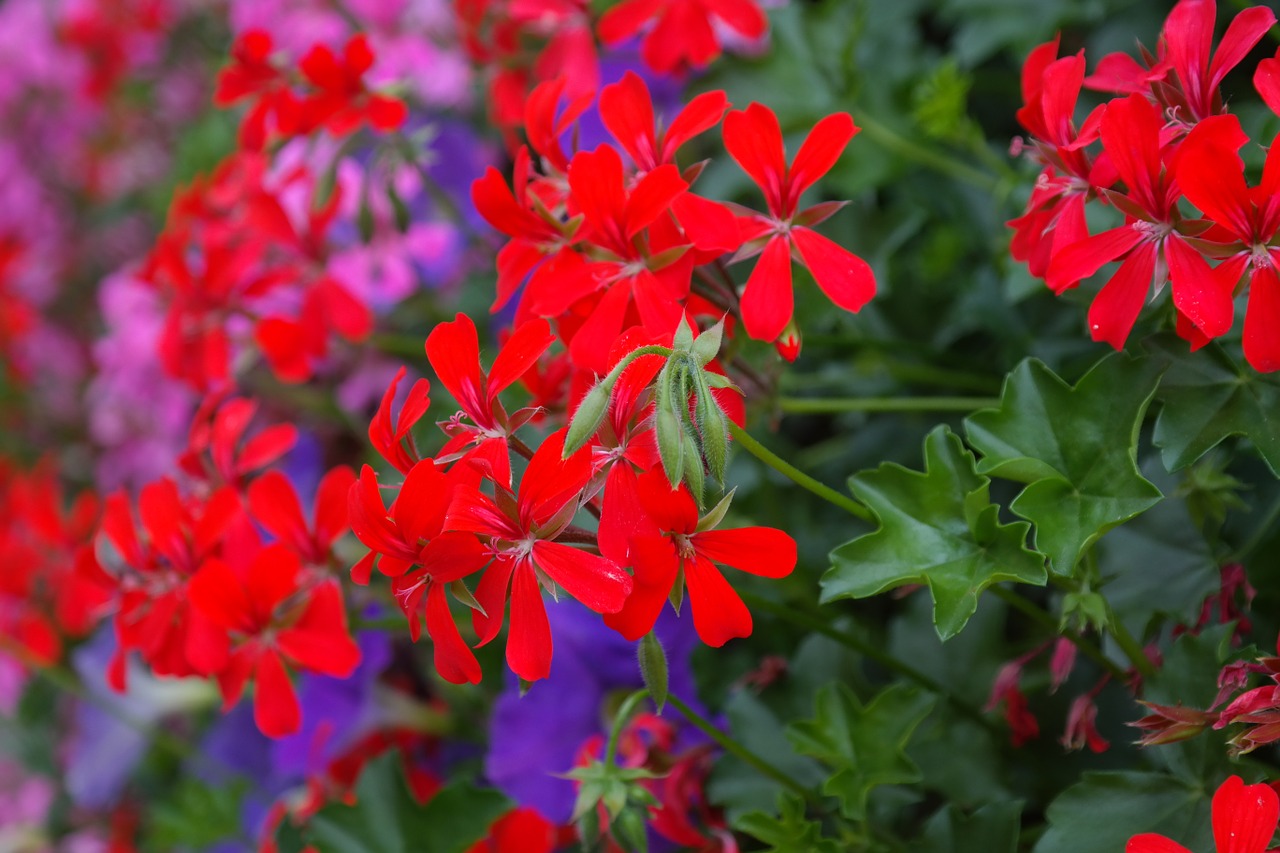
778 395 999 415
727 421 871 521
605 689 651 767
370 332 425 359
1108 612 1157 680
740 591 997 734
990 586 1129 683
1227 487 1280 563
667 694 822 807
855 110 999 191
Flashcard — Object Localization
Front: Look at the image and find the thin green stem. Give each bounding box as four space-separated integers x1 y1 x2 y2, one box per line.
1227 487 1280 563
740 591 997 734
605 689 651 767
1108 612 1157 680
990 586 1129 683
778 395 999 415
667 694 823 807
727 421 871 521
855 110 999 191
370 332 425 359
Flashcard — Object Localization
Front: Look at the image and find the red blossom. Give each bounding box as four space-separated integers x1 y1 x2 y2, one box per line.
597 0 768 75
723 103 875 342
1127 775 1279 853
446 430 633 681
189 543 361 737
603 468 795 647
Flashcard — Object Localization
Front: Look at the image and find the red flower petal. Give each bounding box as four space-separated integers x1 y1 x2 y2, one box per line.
531 540 632 614
488 319 555 400
1211 774 1279 853
188 559 253 633
248 471 310 553
603 534 680 641
1166 234 1233 339
276 582 361 677
791 226 876 314
505 564 552 681
684 555 752 647
1087 241 1157 350
426 583 482 684
1244 264 1280 372
724 104 786 214
787 112 856 208
1124 835 1193 853
253 651 301 738
739 235 794 342
693 527 797 578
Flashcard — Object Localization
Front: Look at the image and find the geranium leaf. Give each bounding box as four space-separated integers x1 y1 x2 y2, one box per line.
964 353 1164 575
822 426 1047 639
786 682 935 820
280 754 511 853
737 793 842 853
1146 334 1280 477
1033 771 1210 853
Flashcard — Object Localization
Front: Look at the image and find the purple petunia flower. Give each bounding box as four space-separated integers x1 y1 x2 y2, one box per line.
485 602 708 824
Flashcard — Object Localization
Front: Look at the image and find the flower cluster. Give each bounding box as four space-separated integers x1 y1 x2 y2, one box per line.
1011 0 1280 370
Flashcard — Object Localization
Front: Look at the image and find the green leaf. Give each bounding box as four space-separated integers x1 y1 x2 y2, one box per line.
737 793 841 853
150 777 247 850
284 754 511 853
918 802 1022 853
822 426 1047 639
964 354 1164 575
706 691 827 822
1146 334 1280 477
786 682 935 820
1032 771 1210 853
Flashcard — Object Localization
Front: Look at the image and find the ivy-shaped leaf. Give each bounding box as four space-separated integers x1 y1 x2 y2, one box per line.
787 682 936 820
276 754 511 853
964 353 1163 575
822 426 1047 639
1032 771 1209 853
736 793 842 853
1146 335 1280 477
919 802 1022 853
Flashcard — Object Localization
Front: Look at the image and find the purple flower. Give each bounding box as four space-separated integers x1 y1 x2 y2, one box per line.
485 603 707 823
65 629 216 810
271 629 394 779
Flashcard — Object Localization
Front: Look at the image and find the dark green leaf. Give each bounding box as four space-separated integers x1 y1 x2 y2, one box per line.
787 682 935 820
286 754 511 853
823 426 1047 639
964 354 1164 575
706 692 827 821
736 793 841 853
918 801 1022 853
1147 335 1280 477
1032 771 1209 853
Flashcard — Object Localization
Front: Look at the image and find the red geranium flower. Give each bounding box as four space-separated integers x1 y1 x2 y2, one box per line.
605 468 795 646
1127 775 1279 853
723 103 876 342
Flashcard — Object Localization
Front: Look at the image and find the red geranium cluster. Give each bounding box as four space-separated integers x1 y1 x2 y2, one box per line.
1010 0 1280 370
453 0 768 135
216 31 408 151
137 31 417 391
95 394 362 738
350 311 797 685
473 72 875 362
0 459 110 672
344 62 880 687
